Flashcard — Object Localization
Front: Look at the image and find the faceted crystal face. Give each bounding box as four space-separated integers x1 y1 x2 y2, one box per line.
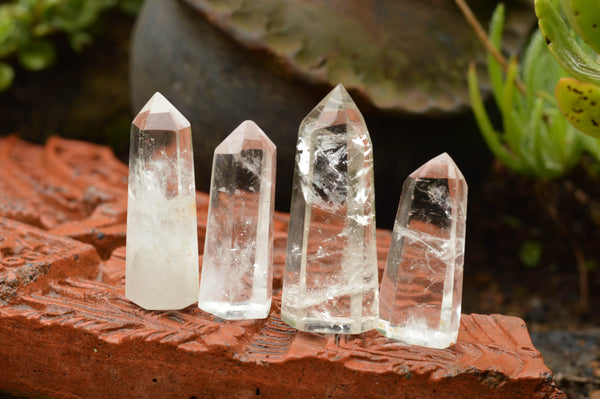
282 84 379 334
126 92 199 310
378 153 467 348
199 120 276 320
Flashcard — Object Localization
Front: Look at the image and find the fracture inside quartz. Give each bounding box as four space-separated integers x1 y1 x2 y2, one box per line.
199 120 276 320
282 84 379 334
378 153 467 348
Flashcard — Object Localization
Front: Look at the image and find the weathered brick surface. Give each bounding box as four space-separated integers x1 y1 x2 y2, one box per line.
0 137 565 398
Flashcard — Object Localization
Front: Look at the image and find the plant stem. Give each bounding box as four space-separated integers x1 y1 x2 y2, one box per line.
454 0 527 94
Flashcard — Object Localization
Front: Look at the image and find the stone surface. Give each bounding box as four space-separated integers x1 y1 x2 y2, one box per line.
126 92 199 310
0 137 565 398
379 153 468 349
282 85 379 334
199 120 276 319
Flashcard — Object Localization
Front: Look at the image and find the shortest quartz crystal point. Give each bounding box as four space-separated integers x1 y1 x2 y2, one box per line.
198 120 276 320
378 153 467 349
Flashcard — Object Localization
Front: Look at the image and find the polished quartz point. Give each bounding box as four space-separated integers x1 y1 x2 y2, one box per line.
126 92 199 310
378 153 467 349
198 120 276 320
281 84 379 334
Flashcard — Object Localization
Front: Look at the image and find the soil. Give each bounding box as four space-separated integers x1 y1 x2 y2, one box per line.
464 159 600 399
0 9 598 399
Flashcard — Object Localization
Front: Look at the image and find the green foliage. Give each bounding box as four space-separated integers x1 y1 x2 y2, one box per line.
468 4 599 178
0 0 143 91
519 240 543 268
536 0 600 138
0 61 13 90
18 38 55 70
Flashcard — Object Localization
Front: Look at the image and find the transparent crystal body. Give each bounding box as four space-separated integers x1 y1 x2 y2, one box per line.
125 92 199 310
198 120 276 320
281 84 379 334
378 153 467 348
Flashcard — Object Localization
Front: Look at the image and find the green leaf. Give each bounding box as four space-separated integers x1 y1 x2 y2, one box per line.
0 7 15 43
49 0 103 33
519 240 543 268
555 76 600 137
586 259 597 271
118 0 143 16
582 133 600 161
502 58 533 168
467 63 523 173
488 4 505 108
0 62 14 91
69 31 92 51
32 22 56 37
560 0 600 54
536 0 600 85
0 6 18 58
522 31 568 101
18 39 56 70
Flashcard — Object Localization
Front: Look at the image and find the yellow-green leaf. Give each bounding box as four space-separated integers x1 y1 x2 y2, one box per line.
555 77 600 137
560 0 600 54
0 62 14 91
18 39 55 70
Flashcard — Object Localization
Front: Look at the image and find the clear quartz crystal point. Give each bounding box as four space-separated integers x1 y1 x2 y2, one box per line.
281 84 379 334
198 120 276 320
378 153 467 349
125 92 199 310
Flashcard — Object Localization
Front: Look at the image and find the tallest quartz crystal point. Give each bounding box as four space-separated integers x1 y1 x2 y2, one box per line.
282 84 379 334
126 92 199 310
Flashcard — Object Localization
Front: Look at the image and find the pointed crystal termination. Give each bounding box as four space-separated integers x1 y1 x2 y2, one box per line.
198 120 276 320
378 153 467 348
125 92 199 310
281 84 379 334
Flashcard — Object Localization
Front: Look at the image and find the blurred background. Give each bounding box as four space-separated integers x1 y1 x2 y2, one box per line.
0 0 598 396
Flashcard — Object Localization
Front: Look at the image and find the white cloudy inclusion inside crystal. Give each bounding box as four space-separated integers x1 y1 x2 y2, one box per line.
125 92 199 310
378 153 467 349
198 120 276 320
281 84 379 334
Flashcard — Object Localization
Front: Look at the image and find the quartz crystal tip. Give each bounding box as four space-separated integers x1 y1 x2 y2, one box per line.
133 92 190 131
215 120 276 154
303 84 366 130
199 120 276 320
378 152 467 349
281 84 379 334
410 152 465 181
125 92 199 311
